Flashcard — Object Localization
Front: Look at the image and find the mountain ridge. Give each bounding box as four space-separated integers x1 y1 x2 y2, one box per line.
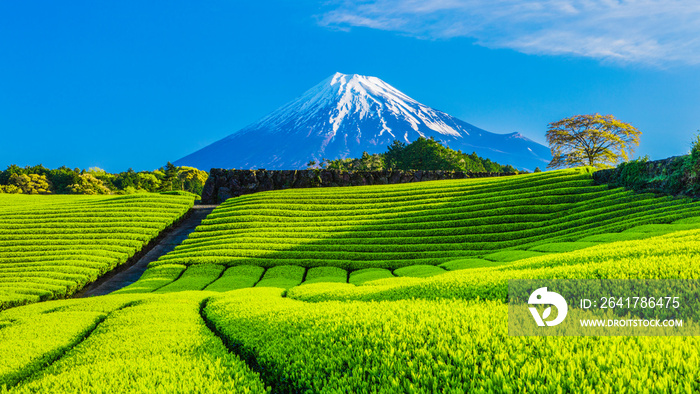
175 72 551 171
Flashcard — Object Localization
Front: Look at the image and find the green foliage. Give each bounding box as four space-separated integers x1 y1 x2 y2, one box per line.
0 296 134 388
0 162 207 196
207 283 700 393
113 264 187 294
3 166 700 392
385 137 471 171
144 168 700 273
439 258 503 271
255 265 305 289
534 166 542 173
176 166 208 196
1 293 269 393
482 250 549 262
349 268 394 285
0 194 194 307
393 264 446 278
9 174 52 194
527 242 600 253
204 265 265 292
615 155 650 191
322 151 385 171
154 264 225 293
322 137 514 172
302 266 348 284
0 185 20 194
287 225 700 303
579 232 667 242
66 173 111 195
683 131 700 195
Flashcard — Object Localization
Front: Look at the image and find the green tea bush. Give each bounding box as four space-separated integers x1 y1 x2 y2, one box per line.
154 264 225 293
287 229 700 303
439 258 502 271
204 265 265 292
0 194 194 308
528 242 600 253
393 264 446 278
255 265 305 289
112 264 186 294
482 250 549 262
348 268 394 285
149 168 700 273
302 267 347 285
2 293 269 393
206 288 700 393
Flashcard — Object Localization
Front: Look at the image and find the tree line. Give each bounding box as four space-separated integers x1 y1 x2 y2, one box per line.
310 137 523 173
0 162 208 196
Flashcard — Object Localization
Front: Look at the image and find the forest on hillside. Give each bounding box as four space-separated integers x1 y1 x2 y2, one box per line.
314 137 526 173
0 162 207 196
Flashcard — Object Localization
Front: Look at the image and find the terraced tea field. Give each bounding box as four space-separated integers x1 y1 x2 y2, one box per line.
0 193 194 310
137 167 700 292
2 168 700 392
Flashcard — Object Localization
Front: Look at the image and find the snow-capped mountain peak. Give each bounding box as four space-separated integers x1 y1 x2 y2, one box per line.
175 73 551 171
255 72 463 140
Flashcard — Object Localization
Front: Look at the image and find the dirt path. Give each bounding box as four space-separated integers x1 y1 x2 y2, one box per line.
76 204 217 297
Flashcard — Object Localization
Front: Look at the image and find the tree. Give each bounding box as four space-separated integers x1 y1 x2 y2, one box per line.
67 173 111 195
161 162 179 191
546 114 641 169
321 138 512 172
9 173 53 194
177 166 208 195
137 172 161 191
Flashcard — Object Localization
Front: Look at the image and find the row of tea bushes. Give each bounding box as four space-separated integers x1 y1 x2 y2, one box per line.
0 193 194 310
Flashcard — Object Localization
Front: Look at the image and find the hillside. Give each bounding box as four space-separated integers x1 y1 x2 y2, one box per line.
144 168 700 280
2 169 700 392
0 193 194 310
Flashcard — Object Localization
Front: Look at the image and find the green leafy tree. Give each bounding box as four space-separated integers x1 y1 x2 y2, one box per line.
0 184 20 193
386 137 458 171
87 167 115 191
177 166 208 195
67 174 111 195
546 114 641 169
9 173 53 194
502 164 518 174
0 164 23 185
322 137 511 172
137 173 161 191
161 162 180 191
0 163 207 195
49 166 81 193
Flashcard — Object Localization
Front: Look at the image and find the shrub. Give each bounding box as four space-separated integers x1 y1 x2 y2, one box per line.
615 155 649 191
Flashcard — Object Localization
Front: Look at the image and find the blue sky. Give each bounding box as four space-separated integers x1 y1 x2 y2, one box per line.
1 0 699 172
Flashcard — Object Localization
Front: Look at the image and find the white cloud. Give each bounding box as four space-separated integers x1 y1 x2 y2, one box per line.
319 0 700 65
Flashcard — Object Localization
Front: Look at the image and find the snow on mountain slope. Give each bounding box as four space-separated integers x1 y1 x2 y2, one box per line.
174 73 551 171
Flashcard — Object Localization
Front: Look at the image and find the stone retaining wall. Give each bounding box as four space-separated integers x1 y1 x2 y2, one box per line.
202 169 518 204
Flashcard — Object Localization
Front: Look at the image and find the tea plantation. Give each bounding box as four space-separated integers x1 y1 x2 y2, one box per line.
0 193 194 310
2 168 700 393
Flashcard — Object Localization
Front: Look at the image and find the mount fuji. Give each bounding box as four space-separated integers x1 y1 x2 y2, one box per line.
174 73 551 171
